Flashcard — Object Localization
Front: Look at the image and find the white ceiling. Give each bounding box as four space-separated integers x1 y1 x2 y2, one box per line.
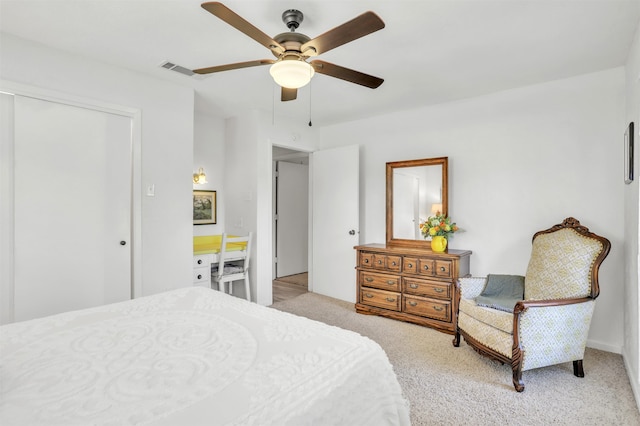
1 0 638 127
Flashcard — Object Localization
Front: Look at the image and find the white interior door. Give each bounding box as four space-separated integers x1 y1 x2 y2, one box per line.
311 145 359 302
13 95 132 321
276 161 308 278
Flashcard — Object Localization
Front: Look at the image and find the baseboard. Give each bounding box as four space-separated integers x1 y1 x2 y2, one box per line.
586 339 622 354
622 346 640 411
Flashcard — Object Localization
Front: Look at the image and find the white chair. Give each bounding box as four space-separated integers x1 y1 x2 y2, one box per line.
212 232 252 301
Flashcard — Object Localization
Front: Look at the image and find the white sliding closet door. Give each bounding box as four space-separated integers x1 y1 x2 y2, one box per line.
13 95 132 322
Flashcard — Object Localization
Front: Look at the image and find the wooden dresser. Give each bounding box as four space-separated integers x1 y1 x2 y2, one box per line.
355 243 472 334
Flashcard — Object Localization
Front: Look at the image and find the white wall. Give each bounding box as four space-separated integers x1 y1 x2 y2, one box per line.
1 34 194 298
623 21 640 407
319 68 627 353
210 109 317 304
193 112 225 236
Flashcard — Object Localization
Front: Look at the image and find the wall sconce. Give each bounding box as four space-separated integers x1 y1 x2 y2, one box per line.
193 167 207 184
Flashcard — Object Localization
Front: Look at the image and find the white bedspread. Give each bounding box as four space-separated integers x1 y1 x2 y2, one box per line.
0 287 410 425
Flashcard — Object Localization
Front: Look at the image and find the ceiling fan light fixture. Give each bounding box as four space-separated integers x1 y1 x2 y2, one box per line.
269 59 314 89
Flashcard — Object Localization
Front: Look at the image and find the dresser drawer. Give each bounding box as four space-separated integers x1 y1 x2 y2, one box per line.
403 277 451 299
360 287 401 311
360 271 401 291
359 252 375 268
372 254 402 272
193 268 210 284
193 254 214 268
434 260 452 278
403 257 418 274
403 295 451 322
416 258 452 278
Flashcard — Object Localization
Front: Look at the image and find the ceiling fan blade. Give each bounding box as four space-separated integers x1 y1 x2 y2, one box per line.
281 87 298 102
201 2 284 55
193 59 275 74
301 11 384 56
310 60 383 88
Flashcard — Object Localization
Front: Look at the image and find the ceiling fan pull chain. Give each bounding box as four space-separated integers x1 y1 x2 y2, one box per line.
308 68 313 127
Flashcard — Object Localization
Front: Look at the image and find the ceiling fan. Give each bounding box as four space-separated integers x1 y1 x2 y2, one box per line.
192 2 385 102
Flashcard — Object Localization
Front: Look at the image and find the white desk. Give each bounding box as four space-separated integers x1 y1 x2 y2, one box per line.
193 236 247 288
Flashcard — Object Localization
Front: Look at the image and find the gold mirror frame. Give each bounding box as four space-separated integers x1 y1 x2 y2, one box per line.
386 157 448 248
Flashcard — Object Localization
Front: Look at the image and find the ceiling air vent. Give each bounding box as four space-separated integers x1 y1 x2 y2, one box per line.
160 61 195 77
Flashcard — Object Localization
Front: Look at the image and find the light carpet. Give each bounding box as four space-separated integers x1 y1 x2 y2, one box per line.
270 292 640 426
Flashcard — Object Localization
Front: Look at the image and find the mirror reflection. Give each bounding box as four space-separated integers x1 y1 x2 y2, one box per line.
392 165 443 239
386 157 448 247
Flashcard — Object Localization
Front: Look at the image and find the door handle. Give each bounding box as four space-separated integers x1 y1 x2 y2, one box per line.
120 241 127 246
349 230 356 235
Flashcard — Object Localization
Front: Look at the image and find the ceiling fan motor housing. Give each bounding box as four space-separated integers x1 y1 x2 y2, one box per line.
282 9 304 31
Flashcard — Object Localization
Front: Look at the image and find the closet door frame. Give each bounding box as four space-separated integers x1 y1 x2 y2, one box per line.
0 80 142 323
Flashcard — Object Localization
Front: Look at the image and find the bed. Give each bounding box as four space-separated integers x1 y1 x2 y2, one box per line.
0 287 410 425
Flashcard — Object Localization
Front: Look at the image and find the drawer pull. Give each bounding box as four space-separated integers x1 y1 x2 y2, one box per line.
364 259 369 264
408 263 413 268
392 261 397 266
386 297 396 302
440 267 446 271
365 293 374 298
424 265 430 270
377 260 383 264
197 274 202 280
433 306 444 311
197 259 203 265
386 280 396 285
433 287 445 293
365 277 374 282
408 300 418 307
409 283 419 289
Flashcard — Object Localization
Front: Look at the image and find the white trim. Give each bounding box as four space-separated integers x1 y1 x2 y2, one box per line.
586 339 622 354
0 93 15 324
0 80 143 319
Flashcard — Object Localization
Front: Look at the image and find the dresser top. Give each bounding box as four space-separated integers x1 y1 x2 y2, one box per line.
355 243 472 258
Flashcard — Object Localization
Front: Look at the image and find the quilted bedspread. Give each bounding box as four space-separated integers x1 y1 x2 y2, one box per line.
0 287 410 425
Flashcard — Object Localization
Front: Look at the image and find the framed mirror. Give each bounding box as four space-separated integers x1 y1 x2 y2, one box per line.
386 157 448 248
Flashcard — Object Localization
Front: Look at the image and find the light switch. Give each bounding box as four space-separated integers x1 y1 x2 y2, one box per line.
146 184 155 197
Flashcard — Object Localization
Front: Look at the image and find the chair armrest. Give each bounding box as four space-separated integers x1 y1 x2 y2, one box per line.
457 277 487 299
513 296 594 314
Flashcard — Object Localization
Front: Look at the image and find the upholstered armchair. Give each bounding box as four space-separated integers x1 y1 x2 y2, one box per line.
453 217 611 392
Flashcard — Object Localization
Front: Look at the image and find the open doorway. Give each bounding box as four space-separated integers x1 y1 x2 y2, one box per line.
272 146 309 303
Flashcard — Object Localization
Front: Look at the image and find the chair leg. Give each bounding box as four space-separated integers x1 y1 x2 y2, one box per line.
511 356 525 392
573 360 585 377
244 276 251 302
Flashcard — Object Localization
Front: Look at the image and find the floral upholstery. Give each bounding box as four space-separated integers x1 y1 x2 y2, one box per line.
458 310 513 358
524 228 603 300
455 218 610 392
518 301 595 371
459 296 513 334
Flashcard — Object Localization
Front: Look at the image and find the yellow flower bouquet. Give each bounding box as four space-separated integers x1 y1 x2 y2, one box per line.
419 213 459 240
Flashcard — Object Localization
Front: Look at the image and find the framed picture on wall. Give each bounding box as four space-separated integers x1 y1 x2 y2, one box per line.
193 190 217 225
625 122 634 184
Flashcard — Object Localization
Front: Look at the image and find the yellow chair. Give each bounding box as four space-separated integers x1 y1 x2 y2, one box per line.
212 233 252 301
454 217 610 391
